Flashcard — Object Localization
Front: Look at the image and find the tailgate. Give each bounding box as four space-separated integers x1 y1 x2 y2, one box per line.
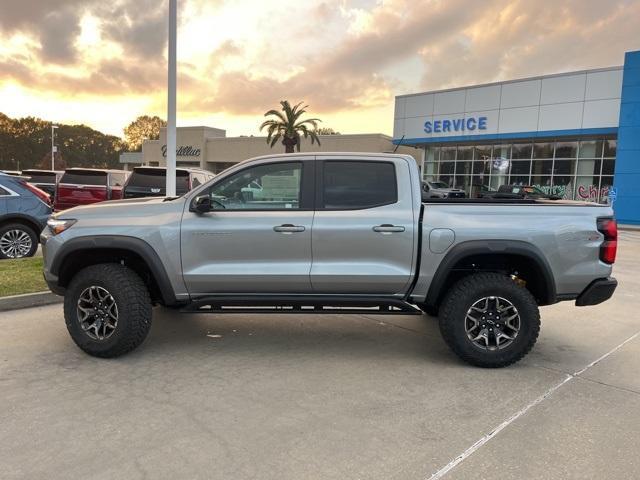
55 184 108 209
55 170 109 209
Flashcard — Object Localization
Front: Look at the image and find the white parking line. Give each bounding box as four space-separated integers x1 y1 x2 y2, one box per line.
427 330 640 480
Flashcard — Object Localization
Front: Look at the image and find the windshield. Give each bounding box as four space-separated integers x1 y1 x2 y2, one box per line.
429 181 449 189
22 171 58 183
60 170 107 186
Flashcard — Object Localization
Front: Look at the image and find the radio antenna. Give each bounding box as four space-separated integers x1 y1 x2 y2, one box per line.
393 135 405 153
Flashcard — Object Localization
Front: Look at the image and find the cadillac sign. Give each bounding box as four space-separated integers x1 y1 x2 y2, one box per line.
161 145 202 158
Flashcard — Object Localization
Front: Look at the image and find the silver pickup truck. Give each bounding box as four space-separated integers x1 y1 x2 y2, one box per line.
41 153 618 367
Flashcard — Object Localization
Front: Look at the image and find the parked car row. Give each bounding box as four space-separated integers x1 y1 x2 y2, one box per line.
479 184 562 200
0 166 216 259
418 180 562 201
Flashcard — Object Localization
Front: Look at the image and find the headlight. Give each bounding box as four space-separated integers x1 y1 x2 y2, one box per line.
47 218 77 235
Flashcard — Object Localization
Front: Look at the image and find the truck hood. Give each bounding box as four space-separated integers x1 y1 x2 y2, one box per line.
53 195 186 218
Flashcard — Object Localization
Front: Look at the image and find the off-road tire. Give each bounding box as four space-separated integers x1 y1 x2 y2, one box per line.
64 263 152 358
439 272 540 368
0 223 38 259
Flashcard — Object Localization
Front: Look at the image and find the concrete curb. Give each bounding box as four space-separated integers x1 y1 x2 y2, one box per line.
619 224 640 231
0 291 63 312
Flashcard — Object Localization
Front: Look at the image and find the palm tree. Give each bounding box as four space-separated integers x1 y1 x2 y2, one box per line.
260 100 321 153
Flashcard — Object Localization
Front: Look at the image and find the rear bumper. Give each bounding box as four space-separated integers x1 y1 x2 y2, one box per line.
575 277 617 306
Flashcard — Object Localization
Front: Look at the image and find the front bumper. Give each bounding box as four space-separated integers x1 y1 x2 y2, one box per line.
575 277 617 306
40 231 65 296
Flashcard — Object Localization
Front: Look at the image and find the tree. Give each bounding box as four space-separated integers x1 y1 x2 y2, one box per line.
0 112 124 170
37 151 67 170
260 101 321 153
316 127 340 135
123 115 166 151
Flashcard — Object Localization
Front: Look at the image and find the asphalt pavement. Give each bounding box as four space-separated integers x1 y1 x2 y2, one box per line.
1 232 639 480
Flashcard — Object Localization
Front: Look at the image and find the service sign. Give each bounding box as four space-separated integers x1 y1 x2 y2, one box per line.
424 116 488 134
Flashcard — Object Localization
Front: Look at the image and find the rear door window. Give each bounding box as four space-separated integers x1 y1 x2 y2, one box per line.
60 171 108 186
23 172 57 184
321 161 397 209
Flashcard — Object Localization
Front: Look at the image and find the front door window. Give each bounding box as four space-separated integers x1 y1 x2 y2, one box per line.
207 162 302 210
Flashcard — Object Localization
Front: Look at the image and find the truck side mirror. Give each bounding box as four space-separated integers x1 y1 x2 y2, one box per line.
193 195 212 213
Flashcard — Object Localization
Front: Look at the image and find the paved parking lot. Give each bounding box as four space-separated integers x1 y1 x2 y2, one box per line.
2 232 639 480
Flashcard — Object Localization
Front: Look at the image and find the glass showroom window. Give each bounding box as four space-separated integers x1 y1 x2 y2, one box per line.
423 146 439 181
489 144 509 191
427 137 615 202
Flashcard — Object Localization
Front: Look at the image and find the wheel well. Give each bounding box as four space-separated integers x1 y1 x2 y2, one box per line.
57 248 165 305
431 253 553 308
0 217 43 236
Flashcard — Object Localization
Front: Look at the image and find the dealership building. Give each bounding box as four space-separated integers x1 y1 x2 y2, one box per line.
393 50 640 224
123 128 419 174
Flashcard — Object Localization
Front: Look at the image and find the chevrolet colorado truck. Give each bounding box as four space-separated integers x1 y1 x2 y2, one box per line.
41 153 618 367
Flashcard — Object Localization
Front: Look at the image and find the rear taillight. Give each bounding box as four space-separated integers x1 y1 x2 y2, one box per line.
597 217 617 264
21 180 52 206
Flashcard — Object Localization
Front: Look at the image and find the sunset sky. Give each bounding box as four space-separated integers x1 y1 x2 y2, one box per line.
1 0 639 138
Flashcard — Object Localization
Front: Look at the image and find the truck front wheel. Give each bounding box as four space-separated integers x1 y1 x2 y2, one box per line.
64 264 152 358
438 272 540 368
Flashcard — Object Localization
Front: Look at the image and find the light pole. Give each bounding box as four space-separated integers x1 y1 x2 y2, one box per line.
51 125 58 171
166 0 177 196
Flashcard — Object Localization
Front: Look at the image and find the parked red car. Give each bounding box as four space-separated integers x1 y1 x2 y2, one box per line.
54 168 130 211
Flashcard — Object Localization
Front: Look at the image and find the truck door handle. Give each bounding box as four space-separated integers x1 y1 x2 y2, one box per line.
373 224 405 233
273 224 306 233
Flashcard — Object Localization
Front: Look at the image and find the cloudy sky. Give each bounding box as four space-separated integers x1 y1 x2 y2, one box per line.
1 0 639 137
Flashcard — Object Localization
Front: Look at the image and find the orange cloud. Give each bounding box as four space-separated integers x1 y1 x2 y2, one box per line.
0 0 638 137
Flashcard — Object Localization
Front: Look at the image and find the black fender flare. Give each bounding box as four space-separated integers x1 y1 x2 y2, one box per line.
424 239 557 307
50 235 178 305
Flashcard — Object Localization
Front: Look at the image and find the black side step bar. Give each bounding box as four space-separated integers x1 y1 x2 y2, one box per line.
181 295 423 315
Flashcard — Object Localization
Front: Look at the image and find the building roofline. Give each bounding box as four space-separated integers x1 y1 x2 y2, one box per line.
396 65 623 99
205 133 393 141
159 125 225 131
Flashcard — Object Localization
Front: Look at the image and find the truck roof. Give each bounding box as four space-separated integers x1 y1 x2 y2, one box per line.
131 166 211 174
249 151 411 159
64 168 128 174
234 151 415 167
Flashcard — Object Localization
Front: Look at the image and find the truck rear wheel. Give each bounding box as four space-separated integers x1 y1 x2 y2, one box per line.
64 263 152 358
438 272 540 368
